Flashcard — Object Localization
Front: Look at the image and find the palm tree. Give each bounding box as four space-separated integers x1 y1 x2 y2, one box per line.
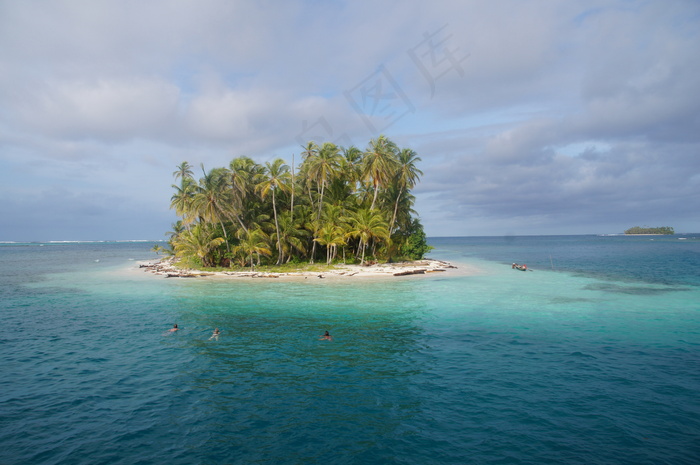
304 142 342 220
302 142 342 262
343 208 390 265
300 141 319 160
151 243 173 256
172 223 225 267
173 161 194 184
314 225 346 264
315 204 348 264
293 203 323 264
171 162 196 229
341 145 363 193
166 220 186 243
390 148 423 234
191 165 234 255
298 141 319 213
256 158 292 264
235 228 272 269
229 156 262 233
362 135 399 210
170 177 197 229
384 184 417 234
276 210 309 262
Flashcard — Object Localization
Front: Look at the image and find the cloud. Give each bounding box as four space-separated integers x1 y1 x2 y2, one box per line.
417 133 700 235
11 77 181 141
1 0 699 240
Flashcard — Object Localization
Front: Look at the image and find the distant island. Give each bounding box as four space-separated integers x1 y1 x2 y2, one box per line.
624 226 675 235
156 135 433 270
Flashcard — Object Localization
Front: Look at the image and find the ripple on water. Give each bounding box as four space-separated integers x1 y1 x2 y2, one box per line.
2 239 700 464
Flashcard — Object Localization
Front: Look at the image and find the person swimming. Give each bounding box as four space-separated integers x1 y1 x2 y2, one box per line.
209 328 220 340
169 324 179 332
319 331 332 341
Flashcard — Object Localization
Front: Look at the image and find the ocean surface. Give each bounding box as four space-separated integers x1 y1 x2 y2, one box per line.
1 235 699 464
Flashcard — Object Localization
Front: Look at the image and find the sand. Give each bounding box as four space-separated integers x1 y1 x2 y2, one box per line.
138 257 468 280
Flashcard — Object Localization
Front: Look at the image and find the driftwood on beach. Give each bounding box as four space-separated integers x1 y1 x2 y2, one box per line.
139 258 457 279
393 269 427 276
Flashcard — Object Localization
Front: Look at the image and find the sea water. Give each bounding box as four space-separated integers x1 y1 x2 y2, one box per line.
1 236 699 464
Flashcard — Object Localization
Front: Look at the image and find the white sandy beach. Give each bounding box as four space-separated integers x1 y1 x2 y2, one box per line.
138 258 476 280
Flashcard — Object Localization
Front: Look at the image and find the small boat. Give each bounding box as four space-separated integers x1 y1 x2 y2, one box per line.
512 263 528 271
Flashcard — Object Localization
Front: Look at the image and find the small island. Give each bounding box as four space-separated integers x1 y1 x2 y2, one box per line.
151 135 448 277
624 226 675 235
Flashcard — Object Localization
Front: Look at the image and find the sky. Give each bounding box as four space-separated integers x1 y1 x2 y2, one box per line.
1 0 699 241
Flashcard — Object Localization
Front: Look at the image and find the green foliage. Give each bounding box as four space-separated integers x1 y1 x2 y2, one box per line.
398 219 433 260
166 135 429 267
172 223 225 267
624 226 675 235
175 255 204 270
151 244 173 257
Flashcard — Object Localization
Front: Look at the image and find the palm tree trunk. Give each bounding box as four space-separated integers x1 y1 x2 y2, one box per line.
370 181 379 210
390 186 404 234
309 240 317 264
317 183 325 221
235 214 248 234
272 190 283 265
219 219 231 254
307 187 315 215
290 153 295 223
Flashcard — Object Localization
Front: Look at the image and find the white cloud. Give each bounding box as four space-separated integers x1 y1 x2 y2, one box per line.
1 0 699 240
12 78 181 141
186 88 255 141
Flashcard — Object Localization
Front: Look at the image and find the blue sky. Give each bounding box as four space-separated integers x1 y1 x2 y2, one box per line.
1 0 699 241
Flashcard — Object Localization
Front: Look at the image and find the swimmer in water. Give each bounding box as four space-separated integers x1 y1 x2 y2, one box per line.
209 328 220 340
319 331 332 341
169 324 179 332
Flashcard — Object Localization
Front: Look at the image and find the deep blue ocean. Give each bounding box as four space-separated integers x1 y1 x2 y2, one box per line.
1 235 699 464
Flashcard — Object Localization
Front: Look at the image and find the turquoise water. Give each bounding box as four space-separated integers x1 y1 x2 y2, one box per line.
1 236 699 464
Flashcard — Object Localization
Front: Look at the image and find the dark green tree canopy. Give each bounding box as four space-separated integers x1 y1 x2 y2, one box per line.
165 135 431 268
624 226 674 235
